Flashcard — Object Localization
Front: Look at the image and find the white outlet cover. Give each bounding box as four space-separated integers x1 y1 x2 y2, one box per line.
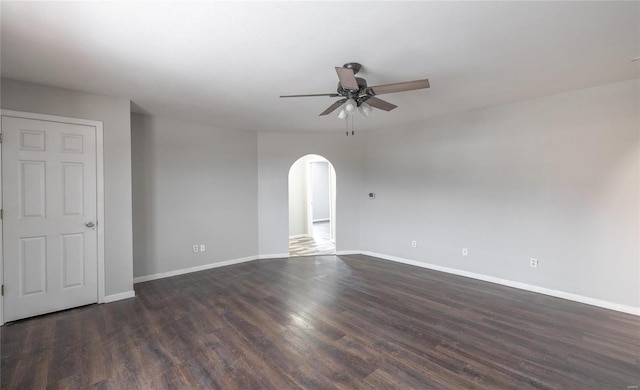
530 258 538 267
200 244 206 252
192 245 199 253
462 248 468 256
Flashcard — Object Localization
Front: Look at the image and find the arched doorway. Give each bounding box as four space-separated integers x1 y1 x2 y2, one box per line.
288 154 336 257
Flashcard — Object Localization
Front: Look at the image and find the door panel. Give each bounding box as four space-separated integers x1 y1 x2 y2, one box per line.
20 236 47 295
61 233 85 288
62 163 84 216
2 116 98 322
20 160 47 219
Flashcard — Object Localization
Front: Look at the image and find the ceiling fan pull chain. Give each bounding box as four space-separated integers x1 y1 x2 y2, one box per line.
351 115 355 136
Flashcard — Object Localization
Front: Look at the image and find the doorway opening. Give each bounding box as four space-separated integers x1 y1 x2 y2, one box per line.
288 155 336 257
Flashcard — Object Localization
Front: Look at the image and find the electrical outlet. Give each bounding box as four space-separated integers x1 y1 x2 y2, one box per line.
462 248 468 256
530 258 538 268
200 244 206 252
411 241 417 248
192 245 199 253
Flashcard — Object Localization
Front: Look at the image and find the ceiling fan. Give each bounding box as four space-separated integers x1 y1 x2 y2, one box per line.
280 62 430 117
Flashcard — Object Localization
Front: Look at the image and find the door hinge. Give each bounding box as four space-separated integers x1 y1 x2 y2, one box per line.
0 209 3 219
2 285 4 296
0 133 3 143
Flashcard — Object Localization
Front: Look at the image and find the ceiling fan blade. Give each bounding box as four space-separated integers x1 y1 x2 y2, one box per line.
335 67 359 90
363 96 397 111
369 79 430 95
280 93 340 98
319 99 346 116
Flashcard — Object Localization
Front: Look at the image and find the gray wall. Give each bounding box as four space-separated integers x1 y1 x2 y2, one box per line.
131 114 258 277
258 133 364 256
359 79 639 307
5 77 636 312
1 78 134 296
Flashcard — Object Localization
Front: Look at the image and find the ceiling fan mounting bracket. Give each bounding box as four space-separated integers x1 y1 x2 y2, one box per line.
343 62 362 74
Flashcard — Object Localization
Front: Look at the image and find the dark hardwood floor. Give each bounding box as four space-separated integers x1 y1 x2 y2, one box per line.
2 254 639 389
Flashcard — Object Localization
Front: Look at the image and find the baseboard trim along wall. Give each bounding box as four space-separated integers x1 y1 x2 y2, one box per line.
258 253 290 260
130 250 638 316
359 251 640 316
133 254 292 285
133 255 259 284
336 250 362 256
104 290 136 303
289 234 311 239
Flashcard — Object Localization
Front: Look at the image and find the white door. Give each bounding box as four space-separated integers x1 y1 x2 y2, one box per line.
2 116 98 322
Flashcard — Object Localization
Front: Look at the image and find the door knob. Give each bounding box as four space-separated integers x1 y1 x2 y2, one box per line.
85 221 95 228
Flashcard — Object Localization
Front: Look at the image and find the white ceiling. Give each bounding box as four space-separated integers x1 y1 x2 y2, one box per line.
1 1 638 132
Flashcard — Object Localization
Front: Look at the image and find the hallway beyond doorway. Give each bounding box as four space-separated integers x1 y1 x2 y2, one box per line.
289 221 335 257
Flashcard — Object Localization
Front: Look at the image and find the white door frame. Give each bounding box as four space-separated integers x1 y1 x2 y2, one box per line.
328 165 336 243
0 110 106 325
306 161 314 236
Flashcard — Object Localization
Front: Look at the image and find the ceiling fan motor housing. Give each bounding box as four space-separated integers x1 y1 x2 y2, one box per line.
337 77 369 101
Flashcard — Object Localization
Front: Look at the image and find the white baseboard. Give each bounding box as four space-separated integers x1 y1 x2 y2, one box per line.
133 255 259 284
359 251 640 317
129 249 639 316
313 218 330 223
289 234 311 239
336 250 361 256
104 290 135 303
258 253 289 260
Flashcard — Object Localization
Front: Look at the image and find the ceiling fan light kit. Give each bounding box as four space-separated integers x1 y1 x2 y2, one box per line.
344 98 357 113
359 102 372 118
280 62 431 129
337 109 347 120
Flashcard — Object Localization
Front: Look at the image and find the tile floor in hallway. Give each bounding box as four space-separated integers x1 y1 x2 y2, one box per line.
289 221 335 257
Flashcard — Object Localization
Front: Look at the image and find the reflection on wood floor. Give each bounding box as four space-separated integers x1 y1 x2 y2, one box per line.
2 254 637 388
289 221 335 257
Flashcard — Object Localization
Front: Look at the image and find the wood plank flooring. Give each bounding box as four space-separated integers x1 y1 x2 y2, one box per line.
2 254 639 389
